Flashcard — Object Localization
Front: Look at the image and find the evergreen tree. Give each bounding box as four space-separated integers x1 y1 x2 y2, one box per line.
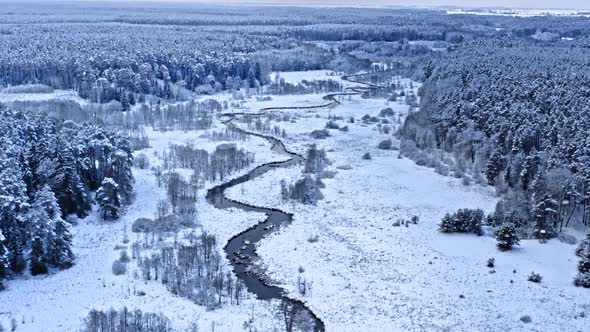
108 149 134 203
34 186 74 268
46 217 74 268
576 234 590 273
0 158 29 273
247 67 257 88
575 234 590 258
495 224 520 251
96 178 121 220
28 208 50 276
0 230 8 280
50 144 88 218
485 149 504 185
532 193 558 238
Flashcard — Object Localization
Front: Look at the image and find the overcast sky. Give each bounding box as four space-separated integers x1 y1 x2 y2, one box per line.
14 0 589 10
97 0 588 10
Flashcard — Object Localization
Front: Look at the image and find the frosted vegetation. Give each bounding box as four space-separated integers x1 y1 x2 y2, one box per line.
1 2 590 331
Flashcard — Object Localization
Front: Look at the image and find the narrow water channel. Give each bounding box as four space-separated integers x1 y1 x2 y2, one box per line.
206 73 385 331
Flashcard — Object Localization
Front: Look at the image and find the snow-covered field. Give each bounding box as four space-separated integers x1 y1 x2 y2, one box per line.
2 71 589 331
0 110 287 331
0 89 86 104
271 70 348 86
225 74 590 331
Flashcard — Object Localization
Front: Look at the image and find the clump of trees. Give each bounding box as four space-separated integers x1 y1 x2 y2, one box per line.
439 208 484 235
281 176 324 205
0 108 133 283
575 234 590 288
136 232 245 308
281 145 331 205
402 38 590 237
82 307 171 332
165 143 254 183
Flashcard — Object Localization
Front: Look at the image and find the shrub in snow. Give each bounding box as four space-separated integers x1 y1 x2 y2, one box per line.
309 129 330 139
574 272 590 288
361 114 379 123
307 235 319 243
297 276 312 296
362 152 372 160
119 251 130 263
378 139 393 150
527 272 542 283
495 224 520 251
132 218 155 232
133 153 150 169
487 258 495 268
379 107 395 117
575 235 590 282
520 315 532 323
575 234 590 258
435 164 450 176
413 151 433 166
439 208 484 235
578 256 590 274
112 260 127 276
461 175 471 186
339 126 349 132
325 121 339 129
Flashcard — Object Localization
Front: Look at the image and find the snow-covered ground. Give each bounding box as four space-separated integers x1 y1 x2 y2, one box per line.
0 112 286 331
446 8 590 17
224 74 590 331
271 70 348 86
2 70 589 331
0 89 86 104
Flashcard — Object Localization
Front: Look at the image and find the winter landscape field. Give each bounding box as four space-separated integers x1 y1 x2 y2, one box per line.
1 1 590 331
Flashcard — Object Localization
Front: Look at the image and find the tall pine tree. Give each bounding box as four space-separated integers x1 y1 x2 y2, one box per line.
96 178 121 220
34 186 74 268
50 143 88 218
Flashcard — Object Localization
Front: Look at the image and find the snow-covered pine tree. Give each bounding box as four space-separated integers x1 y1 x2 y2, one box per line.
34 186 74 268
27 208 50 276
0 157 30 273
495 224 520 251
96 178 121 220
485 149 504 185
108 148 134 203
0 230 8 280
532 193 558 239
576 234 590 258
50 143 88 218
47 217 74 269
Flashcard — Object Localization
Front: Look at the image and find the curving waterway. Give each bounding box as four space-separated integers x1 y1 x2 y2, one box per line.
206 72 386 331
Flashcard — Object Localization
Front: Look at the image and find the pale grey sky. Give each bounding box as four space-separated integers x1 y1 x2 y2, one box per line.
13 0 589 10
96 0 588 10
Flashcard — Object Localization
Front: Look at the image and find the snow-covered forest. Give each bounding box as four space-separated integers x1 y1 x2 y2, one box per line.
1 2 590 331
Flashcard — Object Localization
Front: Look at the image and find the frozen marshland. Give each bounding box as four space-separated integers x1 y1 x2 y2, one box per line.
0 2 589 332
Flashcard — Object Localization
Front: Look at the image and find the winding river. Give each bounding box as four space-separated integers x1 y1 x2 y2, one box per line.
206 72 386 331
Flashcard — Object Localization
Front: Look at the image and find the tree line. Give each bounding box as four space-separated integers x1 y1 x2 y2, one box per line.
0 107 134 287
